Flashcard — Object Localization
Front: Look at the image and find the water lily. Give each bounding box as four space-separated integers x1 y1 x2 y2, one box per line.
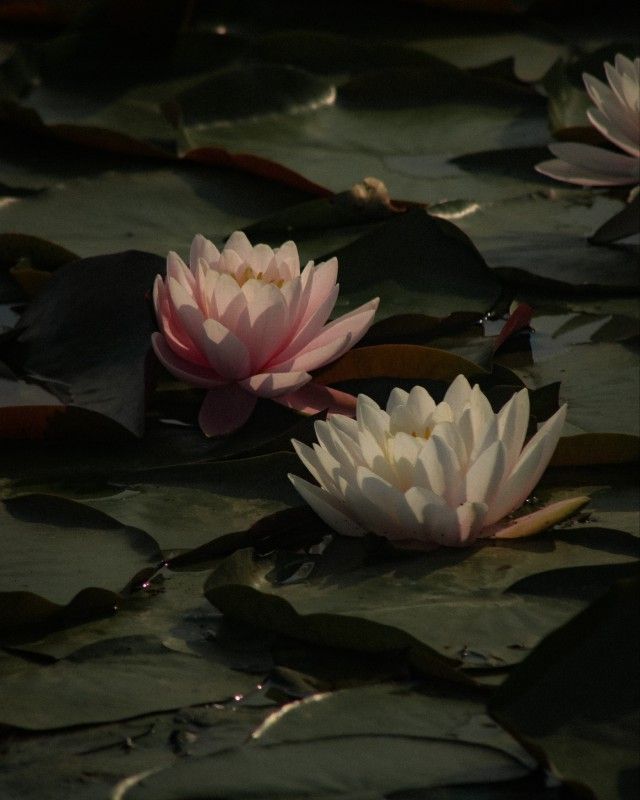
152 232 379 436
290 376 572 548
536 53 639 187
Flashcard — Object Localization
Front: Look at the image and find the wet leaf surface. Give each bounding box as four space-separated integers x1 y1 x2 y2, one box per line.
0 635 261 729
0 494 161 643
490 574 640 800
0 5 638 797
204 525 640 671
125 683 534 800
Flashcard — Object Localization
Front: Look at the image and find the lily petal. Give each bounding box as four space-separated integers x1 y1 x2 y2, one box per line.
198 384 257 437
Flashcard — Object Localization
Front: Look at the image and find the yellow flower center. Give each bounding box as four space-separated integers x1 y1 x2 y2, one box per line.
235 266 284 288
411 427 432 440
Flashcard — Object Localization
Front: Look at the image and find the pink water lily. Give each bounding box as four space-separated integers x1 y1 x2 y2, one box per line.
536 53 639 187
152 232 379 436
290 376 571 549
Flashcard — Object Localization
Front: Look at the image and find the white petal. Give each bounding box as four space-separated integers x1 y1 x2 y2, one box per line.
456 502 488 544
414 433 463 505
288 475 365 537
468 384 496 459
355 467 406 538
385 387 409 415
465 440 507 506
496 388 529 474
315 420 360 471
443 374 472 419
406 385 437 424
537 144 638 186
291 439 340 493
484 405 567 526
357 395 389 447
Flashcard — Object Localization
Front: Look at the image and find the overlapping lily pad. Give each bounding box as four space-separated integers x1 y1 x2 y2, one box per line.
441 194 640 291
125 683 534 800
0 635 260 730
0 494 161 642
204 525 640 672
84 452 304 551
491 574 640 800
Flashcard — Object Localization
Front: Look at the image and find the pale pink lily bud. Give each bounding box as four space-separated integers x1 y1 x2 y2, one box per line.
290 376 567 548
536 53 639 187
152 231 379 436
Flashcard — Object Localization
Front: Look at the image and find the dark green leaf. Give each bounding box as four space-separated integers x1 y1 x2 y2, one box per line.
1 250 161 438
490 574 640 800
0 494 161 643
125 683 533 800
205 526 640 672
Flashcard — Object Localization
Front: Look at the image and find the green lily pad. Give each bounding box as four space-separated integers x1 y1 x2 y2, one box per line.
536 466 640 537
0 635 260 730
0 163 307 259
324 208 502 320
509 341 640 437
0 250 162 438
0 494 161 643
446 194 639 292
125 683 533 800
84 452 303 551
490 574 640 800
204 525 640 672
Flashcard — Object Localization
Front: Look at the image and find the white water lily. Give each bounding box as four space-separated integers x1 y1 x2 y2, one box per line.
536 53 639 187
290 375 568 548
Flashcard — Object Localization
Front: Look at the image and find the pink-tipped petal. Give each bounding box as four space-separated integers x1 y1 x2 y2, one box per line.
200 318 251 380
276 240 301 279
198 384 257 437
536 144 639 186
166 252 195 292
295 297 380 361
272 283 340 364
297 258 339 330
240 370 311 398
269 332 352 373
241 280 289 369
274 383 357 416
189 234 220 271
151 333 224 388
224 231 254 262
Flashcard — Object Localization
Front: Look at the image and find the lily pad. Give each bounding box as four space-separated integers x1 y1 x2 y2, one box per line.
447 194 639 292
125 683 533 800
204 525 640 671
0 635 260 730
0 163 307 259
323 208 503 320
490 575 640 800
0 494 161 642
0 250 162 438
84 452 304 551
